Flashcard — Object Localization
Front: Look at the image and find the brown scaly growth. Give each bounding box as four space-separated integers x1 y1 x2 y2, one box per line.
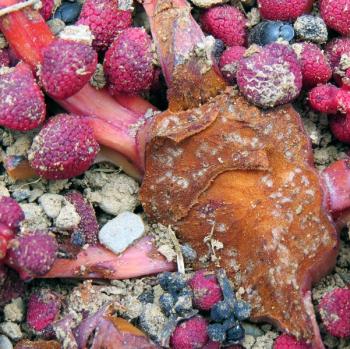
141 90 338 347
140 1 339 346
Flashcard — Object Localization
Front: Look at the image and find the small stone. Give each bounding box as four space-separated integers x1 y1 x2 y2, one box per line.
4 298 24 322
117 0 133 10
233 300 251 320
6 136 31 157
47 18 66 35
85 172 139 216
12 189 31 202
189 0 228 8
157 244 177 262
99 212 145 254
55 200 80 230
90 63 106 90
0 182 9 197
39 194 64 219
242 323 264 337
20 204 50 230
0 322 22 341
121 296 143 320
207 323 226 342
174 292 193 315
159 293 175 316
0 335 12 349
0 34 8 49
139 303 166 341
294 15 328 44
181 243 197 261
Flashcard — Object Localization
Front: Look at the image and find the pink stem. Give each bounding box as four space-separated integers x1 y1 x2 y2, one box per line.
44 236 175 279
321 157 350 214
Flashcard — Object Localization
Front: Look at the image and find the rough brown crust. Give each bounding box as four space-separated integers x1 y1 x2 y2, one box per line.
140 91 339 344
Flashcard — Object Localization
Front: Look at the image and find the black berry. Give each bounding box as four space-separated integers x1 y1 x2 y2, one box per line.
159 293 175 316
70 231 85 247
158 272 187 294
54 2 82 24
249 21 294 46
210 300 234 322
212 39 226 61
233 300 251 320
226 323 245 342
208 323 227 342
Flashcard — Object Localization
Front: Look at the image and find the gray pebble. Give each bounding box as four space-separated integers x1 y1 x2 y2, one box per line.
99 212 145 254
12 189 31 201
39 193 64 219
0 335 13 349
181 243 197 262
47 18 66 35
294 15 328 44
0 322 22 341
242 322 264 337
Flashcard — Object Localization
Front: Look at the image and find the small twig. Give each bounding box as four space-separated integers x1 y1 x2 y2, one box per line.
0 0 40 17
167 225 185 274
9 176 42 190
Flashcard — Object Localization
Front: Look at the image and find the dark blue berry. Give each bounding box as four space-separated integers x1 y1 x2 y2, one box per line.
216 269 236 305
70 231 85 247
233 300 251 320
207 323 226 342
158 272 187 294
226 323 245 342
212 39 225 61
174 292 192 316
54 2 82 24
159 293 175 316
138 289 154 304
222 315 236 330
210 300 234 322
249 21 295 46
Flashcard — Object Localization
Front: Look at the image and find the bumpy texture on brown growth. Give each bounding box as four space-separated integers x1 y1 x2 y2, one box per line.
140 91 338 346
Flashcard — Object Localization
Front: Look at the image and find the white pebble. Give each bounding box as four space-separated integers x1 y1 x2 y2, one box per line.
55 200 80 230
0 322 22 341
0 335 13 349
99 212 145 254
4 298 24 322
39 193 64 219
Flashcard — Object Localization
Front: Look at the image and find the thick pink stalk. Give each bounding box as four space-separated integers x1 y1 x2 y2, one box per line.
321 158 350 214
44 236 175 279
143 0 226 111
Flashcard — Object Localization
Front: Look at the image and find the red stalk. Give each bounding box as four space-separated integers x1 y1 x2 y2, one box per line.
0 3 154 173
44 236 175 279
143 0 226 110
321 157 350 214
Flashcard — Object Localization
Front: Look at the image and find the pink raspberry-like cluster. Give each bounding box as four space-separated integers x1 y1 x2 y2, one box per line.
201 5 247 47
28 114 100 180
41 39 98 100
258 0 313 21
236 43 302 108
78 0 132 51
104 28 155 95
